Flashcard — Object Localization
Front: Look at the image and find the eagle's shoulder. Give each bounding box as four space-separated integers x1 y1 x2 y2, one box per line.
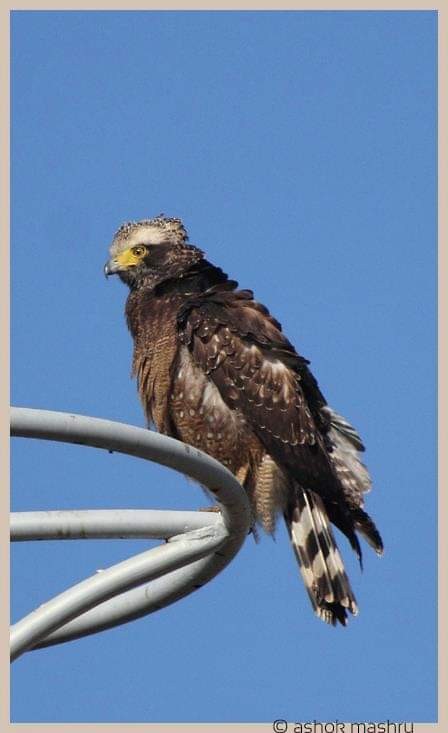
173 279 380 554
176 283 332 450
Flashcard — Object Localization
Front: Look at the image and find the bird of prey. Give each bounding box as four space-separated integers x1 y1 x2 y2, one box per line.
104 215 383 625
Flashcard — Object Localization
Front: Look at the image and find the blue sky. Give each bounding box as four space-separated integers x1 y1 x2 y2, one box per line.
11 10 437 724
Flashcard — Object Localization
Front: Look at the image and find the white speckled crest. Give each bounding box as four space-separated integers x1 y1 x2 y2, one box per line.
110 215 188 256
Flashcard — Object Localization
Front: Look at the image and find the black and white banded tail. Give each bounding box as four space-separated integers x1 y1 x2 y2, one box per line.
284 486 358 626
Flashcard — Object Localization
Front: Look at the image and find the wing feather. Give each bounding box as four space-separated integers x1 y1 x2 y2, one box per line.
178 287 365 559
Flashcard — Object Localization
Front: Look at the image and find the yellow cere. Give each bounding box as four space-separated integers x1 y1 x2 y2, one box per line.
117 247 146 268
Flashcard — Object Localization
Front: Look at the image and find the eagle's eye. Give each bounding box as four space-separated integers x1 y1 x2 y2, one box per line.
131 245 147 258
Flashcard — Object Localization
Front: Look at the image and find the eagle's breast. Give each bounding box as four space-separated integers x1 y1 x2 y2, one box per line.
129 293 181 432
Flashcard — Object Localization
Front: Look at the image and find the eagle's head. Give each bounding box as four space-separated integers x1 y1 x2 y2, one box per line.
104 215 203 289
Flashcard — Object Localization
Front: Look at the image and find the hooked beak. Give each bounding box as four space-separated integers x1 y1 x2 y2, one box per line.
104 259 119 278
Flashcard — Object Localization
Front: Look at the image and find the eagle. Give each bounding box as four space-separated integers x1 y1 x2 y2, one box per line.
104 214 383 625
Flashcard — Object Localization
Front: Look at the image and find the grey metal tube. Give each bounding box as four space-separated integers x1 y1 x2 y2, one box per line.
11 408 251 655
11 509 220 541
10 525 227 661
11 407 250 536
33 554 232 649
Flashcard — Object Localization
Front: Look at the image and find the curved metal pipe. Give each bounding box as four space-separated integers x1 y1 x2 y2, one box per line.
10 407 251 657
11 509 221 541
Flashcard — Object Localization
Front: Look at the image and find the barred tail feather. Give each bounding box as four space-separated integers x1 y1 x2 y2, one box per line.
284 487 358 626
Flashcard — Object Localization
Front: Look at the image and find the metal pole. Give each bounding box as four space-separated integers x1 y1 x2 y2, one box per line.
11 526 226 661
11 407 251 656
11 509 220 541
11 407 250 535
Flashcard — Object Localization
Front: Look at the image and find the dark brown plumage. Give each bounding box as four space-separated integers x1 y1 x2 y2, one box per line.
105 215 383 625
